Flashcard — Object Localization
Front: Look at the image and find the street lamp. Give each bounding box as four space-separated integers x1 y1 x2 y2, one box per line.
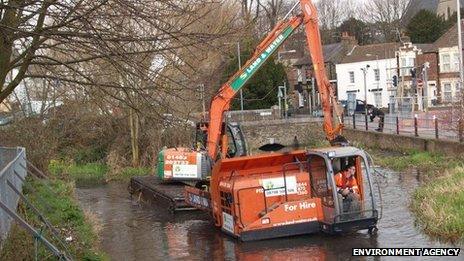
278 83 288 119
225 42 244 111
361 65 371 131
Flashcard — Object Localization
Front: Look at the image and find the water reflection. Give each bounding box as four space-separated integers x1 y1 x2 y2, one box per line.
76 169 462 261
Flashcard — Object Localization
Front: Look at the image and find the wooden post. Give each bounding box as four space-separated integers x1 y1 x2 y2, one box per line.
434 116 439 139
396 116 400 135
414 114 419 137
353 114 356 129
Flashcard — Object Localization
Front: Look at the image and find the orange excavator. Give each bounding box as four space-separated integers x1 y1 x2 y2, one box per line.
160 0 380 241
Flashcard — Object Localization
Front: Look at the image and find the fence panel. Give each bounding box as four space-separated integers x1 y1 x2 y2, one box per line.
0 147 27 248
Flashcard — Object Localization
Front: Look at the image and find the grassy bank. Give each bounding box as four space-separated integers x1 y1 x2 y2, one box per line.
371 149 464 242
372 150 461 178
0 178 106 260
48 160 151 185
412 167 464 241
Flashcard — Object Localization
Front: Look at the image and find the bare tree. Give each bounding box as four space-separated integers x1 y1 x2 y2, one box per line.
259 0 285 30
317 0 350 31
362 0 411 41
0 0 239 109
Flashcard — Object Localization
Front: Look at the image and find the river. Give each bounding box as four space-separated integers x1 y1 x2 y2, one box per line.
76 169 462 260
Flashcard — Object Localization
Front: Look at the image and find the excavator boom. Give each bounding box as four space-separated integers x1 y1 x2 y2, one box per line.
207 0 344 160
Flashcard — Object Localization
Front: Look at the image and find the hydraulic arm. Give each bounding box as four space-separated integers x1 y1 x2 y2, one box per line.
207 0 344 160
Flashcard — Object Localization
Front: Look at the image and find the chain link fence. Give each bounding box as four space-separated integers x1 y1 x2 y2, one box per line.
0 147 27 248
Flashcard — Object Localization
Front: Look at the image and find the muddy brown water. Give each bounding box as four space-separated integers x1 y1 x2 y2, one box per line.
76 169 462 261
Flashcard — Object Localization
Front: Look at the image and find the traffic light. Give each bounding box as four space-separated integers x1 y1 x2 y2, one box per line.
392 75 398 87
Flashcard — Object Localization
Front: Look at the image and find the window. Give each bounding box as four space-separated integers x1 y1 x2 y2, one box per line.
401 57 415 76
442 54 451 72
349 71 355 84
443 83 452 102
453 53 461 72
374 69 380 82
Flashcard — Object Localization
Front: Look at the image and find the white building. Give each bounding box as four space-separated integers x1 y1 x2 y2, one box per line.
396 42 438 108
336 43 400 109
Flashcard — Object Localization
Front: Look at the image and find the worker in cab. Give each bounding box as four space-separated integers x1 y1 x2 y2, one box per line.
335 164 360 215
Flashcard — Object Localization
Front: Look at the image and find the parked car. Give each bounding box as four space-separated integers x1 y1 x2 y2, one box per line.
340 99 375 116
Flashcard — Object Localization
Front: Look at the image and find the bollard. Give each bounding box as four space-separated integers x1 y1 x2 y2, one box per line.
353 114 356 129
414 114 418 137
396 116 400 135
434 115 439 139
365 113 368 131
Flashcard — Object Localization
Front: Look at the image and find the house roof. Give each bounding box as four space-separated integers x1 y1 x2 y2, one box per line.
340 43 401 64
415 43 437 53
293 43 345 66
434 19 464 48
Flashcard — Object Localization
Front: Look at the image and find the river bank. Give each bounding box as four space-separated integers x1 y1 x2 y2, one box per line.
371 150 464 243
0 159 151 260
0 178 106 260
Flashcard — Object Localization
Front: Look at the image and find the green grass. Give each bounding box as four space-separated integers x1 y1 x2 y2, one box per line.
106 166 151 182
370 149 464 242
372 150 462 177
412 167 464 242
48 160 150 184
0 178 107 260
49 160 108 185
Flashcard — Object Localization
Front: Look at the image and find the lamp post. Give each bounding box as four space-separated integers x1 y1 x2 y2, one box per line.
278 83 288 119
361 65 371 131
237 42 244 111
226 42 244 111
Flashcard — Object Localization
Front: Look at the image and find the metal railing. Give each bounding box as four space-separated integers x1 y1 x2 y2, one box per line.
0 147 72 260
345 113 464 142
0 147 27 246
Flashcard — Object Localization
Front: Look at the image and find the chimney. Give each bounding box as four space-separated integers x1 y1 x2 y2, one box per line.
341 31 357 48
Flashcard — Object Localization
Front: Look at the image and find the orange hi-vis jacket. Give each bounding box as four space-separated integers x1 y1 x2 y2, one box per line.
335 171 359 194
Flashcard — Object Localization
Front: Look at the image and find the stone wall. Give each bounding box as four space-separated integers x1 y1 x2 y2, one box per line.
241 119 326 153
241 119 464 156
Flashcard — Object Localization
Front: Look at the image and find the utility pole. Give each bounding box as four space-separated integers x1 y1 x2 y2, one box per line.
237 42 244 111
278 86 283 119
200 84 206 115
423 62 430 112
311 77 316 115
361 65 370 131
458 0 464 142
278 83 288 119
284 81 288 119
458 0 464 87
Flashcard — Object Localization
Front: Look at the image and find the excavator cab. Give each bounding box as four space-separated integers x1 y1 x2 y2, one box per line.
157 122 247 182
194 122 247 158
307 147 379 234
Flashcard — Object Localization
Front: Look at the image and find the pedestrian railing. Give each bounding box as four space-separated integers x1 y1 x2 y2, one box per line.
345 113 464 142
